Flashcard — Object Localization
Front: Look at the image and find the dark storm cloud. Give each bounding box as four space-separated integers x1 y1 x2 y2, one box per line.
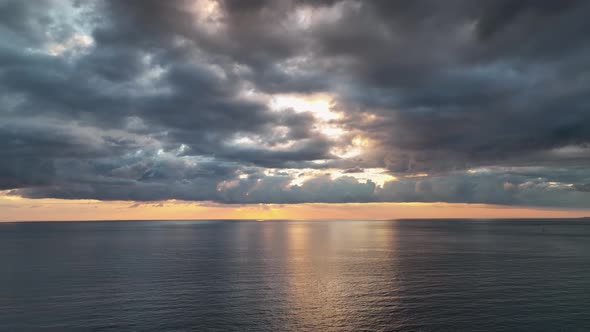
1 0 590 207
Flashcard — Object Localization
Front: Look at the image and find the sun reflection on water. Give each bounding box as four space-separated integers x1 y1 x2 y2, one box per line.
283 221 401 329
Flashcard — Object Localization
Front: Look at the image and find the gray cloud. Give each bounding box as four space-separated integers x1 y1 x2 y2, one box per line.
1 0 589 208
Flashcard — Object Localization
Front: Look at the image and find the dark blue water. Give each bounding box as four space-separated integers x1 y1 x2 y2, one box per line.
1 219 590 331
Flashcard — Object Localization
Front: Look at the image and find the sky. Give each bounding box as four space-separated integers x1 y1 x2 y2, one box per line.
1 0 590 221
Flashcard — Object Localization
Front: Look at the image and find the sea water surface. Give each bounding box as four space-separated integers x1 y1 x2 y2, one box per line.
1 219 590 331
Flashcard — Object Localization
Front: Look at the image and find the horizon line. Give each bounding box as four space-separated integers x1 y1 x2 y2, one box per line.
3 217 589 223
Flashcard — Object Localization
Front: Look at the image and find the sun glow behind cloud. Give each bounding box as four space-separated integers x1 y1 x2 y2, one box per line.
269 93 375 160
270 93 340 121
270 93 347 139
46 33 93 56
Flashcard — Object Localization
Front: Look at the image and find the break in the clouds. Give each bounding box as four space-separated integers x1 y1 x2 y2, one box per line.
1 0 590 208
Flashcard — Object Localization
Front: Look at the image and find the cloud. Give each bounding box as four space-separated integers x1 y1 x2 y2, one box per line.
1 0 589 208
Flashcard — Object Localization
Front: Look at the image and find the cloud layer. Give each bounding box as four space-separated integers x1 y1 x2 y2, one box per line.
1 0 590 207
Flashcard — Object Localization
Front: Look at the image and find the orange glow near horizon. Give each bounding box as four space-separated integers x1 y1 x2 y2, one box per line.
1 193 588 222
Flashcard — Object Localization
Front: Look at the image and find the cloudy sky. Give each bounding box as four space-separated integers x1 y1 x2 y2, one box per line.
1 0 590 220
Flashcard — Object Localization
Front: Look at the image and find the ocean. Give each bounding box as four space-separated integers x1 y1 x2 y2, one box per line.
1 219 589 331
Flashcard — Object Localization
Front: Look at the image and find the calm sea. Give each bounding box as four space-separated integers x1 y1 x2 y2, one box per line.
1 219 589 331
